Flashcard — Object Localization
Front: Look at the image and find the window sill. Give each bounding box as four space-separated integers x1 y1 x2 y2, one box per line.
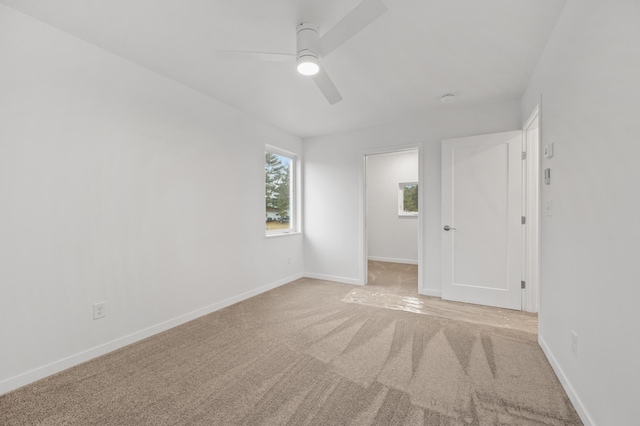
398 213 419 217
265 231 302 239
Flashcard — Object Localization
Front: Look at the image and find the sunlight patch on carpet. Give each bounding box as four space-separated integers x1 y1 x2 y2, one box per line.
342 289 430 315
341 288 537 334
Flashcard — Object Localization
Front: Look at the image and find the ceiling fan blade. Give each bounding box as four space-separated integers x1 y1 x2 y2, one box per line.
318 0 388 57
211 50 295 62
312 66 343 105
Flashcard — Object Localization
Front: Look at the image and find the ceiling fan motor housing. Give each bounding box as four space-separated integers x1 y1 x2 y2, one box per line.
296 23 320 62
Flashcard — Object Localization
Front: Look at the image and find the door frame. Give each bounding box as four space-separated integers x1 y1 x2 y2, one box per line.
523 105 541 312
359 143 424 290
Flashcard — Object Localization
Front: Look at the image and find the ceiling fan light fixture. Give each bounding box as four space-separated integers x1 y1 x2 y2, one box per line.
296 23 320 76
297 55 320 76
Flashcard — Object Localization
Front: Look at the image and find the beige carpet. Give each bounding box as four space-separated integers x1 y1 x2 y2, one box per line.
0 262 581 425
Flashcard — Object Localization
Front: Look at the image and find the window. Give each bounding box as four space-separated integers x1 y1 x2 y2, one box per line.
265 146 297 235
398 182 418 216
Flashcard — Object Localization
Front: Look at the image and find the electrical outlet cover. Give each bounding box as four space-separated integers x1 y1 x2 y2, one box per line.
93 302 106 320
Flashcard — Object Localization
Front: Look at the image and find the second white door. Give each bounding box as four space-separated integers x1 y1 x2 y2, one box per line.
441 131 523 310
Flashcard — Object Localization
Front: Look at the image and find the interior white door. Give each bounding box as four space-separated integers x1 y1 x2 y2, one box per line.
441 131 523 310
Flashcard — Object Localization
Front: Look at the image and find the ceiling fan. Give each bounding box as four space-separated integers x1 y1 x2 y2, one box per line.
212 0 388 105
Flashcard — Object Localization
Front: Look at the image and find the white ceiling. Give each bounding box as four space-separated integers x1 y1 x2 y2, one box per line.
2 0 566 137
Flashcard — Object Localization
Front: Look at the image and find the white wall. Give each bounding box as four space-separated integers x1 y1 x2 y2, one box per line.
521 1 640 424
0 4 303 394
304 101 521 294
366 150 419 264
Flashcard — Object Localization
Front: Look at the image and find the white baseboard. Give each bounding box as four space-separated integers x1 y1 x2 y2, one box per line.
538 336 594 426
303 272 363 286
0 273 303 396
368 256 418 265
419 288 442 298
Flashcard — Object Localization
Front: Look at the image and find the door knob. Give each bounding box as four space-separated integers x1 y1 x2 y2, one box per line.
443 225 456 231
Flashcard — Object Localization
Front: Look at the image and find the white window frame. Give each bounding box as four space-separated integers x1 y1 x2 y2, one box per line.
398 182 419 217
265 145 299 237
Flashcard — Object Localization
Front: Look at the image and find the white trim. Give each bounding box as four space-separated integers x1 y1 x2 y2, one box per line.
361 144 424 292
265 231 302 239
304 272 363 286
538 337 595 426
368 256 418 265
0 273 303 396
417 145 424 296
522 104 540 135
522 105 541 313
359 155 367 287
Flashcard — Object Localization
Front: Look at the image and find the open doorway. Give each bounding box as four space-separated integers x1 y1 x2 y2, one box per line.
363 148 422 294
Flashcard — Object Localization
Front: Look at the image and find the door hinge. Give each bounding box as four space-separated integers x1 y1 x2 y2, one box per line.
521 280 526 289
522 152 527 160
521 216 526 225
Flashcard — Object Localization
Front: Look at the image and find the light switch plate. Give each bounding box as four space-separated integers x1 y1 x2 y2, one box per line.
544 143 554 159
